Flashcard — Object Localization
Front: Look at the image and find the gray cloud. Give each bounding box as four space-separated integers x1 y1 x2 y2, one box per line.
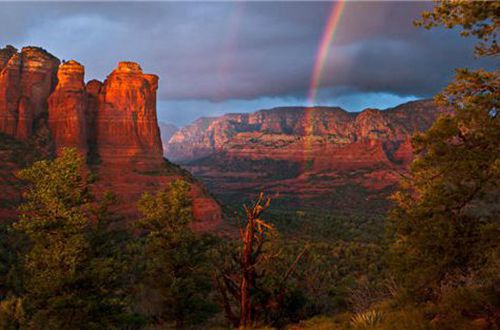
0 1 493 125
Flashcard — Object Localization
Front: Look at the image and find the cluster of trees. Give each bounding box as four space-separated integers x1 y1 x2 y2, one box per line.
1 149 340 329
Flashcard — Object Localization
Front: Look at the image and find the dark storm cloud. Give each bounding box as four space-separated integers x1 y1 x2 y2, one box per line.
0 1 493 125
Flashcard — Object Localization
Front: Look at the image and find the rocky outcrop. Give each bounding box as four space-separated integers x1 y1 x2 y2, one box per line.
95 62 163 167
0 45 60 139
0 45 17 70
0 50 22 136
85 79 102 151
48 60 88 155
165 100 447 211
0 45 222 229
0 47 164 166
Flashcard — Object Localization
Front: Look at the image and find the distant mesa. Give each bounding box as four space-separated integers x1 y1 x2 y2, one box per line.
164 100 448 212
165 100 446 165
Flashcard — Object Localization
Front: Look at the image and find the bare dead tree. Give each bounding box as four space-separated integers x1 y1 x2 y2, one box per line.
216 193 307 329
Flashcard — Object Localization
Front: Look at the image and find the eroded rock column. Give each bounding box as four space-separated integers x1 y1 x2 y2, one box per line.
96 62 163 166
48 60 88 156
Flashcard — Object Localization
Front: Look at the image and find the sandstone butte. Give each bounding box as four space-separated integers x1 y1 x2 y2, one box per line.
0 45 221 230
164 101 448 212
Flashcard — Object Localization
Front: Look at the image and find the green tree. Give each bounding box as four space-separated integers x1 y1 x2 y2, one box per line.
13 148 134 329
415 0 499 56
389 0 499 304
136 179 217 329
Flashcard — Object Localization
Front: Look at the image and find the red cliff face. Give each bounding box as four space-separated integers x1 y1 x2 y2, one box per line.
48 60 88 156
84 79 102 151
0 46 59 139
0 46 222 230
96 62 163 167
165 100 447 211
0 50 22 136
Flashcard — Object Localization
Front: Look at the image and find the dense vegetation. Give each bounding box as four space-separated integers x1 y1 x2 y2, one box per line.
2 148 381 329
0 1 498 329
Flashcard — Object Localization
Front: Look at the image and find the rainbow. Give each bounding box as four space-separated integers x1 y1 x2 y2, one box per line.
307 0 346 107
302 1 346 172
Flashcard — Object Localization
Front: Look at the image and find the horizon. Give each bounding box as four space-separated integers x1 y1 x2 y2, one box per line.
160 97 433 128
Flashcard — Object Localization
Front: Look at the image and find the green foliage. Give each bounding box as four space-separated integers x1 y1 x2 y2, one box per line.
0 222 23 300
0 131 46 168
387 1 500 326
267 209 385 243
415 0 499 56
136 179 218 328
12 148 134 329
304 159 314 172
389 32 499 304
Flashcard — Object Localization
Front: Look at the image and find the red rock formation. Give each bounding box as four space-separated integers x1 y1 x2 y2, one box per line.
85 79 102 150
96 62 163 167
0 45 17 71
0 46 222 229
0 46 59 139
16 97 33 140
19 47 60 118
48 60 88 156
165 100 447 211
0 51 22 136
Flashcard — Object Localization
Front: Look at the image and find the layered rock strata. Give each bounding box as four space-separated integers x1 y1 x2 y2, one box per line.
95 62 163 166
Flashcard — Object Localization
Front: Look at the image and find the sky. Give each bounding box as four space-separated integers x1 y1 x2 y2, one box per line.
0 1 493 127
